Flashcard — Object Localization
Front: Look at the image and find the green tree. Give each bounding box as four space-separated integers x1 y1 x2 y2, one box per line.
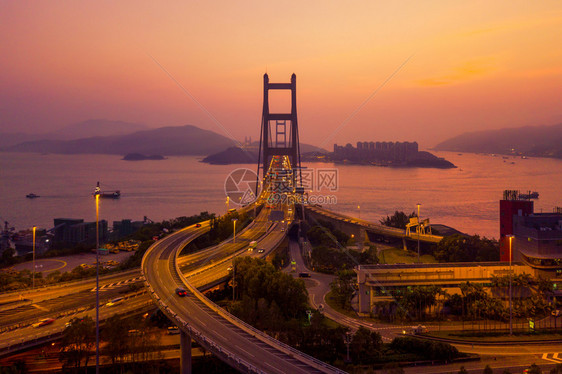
380 211 416 229
350 327 382 364
59 316 95 372
330 270 356 310
103 314 130 367
434 234 499 262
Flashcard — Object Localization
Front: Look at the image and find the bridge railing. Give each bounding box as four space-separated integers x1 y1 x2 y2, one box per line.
173 228 347 374
141 226 266 373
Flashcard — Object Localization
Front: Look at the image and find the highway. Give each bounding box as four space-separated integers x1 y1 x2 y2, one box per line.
142 205 345 374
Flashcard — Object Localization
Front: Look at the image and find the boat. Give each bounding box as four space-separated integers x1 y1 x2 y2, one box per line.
26 193 40 199
93 182 121 199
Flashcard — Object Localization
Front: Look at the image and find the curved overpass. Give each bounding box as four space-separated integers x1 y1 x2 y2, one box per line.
306 205 443 244
142 210 345 374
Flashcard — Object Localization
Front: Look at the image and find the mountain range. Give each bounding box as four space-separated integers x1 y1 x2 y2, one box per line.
433 123 562 158
0 119 323 157
0 119 148 148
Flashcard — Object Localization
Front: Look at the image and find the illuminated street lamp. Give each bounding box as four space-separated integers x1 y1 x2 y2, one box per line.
232 218 238 244
226 196 230 213
94 189 100 374
357 204 361 219
416 203 421 263
507 234 514 335
232 218 238 301
32 226 36 290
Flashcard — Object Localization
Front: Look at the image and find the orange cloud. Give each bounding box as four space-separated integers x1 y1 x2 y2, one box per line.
416 58 496 86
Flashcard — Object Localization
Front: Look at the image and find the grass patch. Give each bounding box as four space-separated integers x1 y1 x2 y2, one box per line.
325 290 359 319
427 329 562 342
378 248 437 264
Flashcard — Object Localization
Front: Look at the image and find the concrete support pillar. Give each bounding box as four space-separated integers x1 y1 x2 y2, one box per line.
402 237 407 250
357 228 366 250
180 330 192 374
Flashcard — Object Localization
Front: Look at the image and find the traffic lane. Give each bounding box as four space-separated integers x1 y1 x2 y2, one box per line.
0 292 152 350
147 226 326 373
0 268 142 306
164 279 324 374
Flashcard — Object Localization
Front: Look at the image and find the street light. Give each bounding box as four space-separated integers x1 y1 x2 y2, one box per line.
507 234 514 335
226 196 230 213
232 218 238 301
344 331 352 363
94 190 100 373
357 204 361 219
416 203 421 263
232 218 238 244
32 226 36 290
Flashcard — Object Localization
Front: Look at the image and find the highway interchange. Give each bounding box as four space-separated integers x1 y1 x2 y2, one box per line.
1 156 561 373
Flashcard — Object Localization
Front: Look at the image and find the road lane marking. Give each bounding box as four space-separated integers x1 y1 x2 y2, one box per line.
234 344 255 358
542 353 562 363
265 361 286 374
31 304 49 312
213 331 228 341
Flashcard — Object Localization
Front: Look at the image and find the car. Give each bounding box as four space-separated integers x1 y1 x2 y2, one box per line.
298 272 310 278
106 297 124 307
167 326 180 335
411 325 428 334
33 318 55 328
175 287 188 297
195 223 201 228
258 249 265 253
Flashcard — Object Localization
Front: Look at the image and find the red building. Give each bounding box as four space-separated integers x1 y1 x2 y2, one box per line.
499 190 534 262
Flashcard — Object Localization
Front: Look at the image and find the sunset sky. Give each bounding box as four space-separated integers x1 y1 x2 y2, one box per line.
1 1 561 148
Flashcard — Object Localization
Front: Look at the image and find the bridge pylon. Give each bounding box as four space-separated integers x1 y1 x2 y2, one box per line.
257 73 302 184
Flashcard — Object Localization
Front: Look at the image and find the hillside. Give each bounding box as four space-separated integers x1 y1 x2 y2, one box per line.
2 124 236 156
434 123 562 158
0 119 146 148
46 119 148 140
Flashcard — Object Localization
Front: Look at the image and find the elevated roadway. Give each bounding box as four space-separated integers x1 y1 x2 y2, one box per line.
143 192 345 372
305 205 443 244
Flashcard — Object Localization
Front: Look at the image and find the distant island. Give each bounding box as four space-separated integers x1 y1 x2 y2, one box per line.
434 123 562 159
203 141 456 169
122 153 166 161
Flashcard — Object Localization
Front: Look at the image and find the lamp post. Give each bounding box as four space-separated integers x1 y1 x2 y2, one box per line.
94 190 100 373
232 218 238 301
232 218 238 244
416 203 421 263
226 196 230 213
32 226 36 290
357 204 361 219
507 234 514 335
344 331 352 363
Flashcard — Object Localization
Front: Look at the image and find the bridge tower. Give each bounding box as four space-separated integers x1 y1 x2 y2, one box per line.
257 73 302 182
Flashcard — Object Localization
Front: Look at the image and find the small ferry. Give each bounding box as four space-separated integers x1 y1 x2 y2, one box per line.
93 182 121 199
26 193 40 199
